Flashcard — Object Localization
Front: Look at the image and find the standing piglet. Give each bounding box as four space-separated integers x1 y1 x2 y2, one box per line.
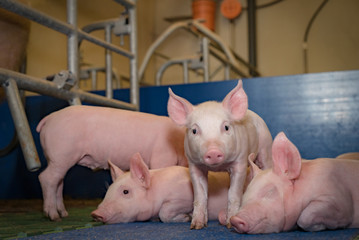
36 105 187 221
224 132 359 234
167 80 273 229
91 153 229 224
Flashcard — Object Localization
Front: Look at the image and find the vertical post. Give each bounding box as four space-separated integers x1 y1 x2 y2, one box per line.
3 79 41 172
183 61 189 84
128 0 139 109
105 25 113 99
67 0 81 105
202 37 209 82
247 0 258 77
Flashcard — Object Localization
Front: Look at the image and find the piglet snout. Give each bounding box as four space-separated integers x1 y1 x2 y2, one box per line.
231 216 249 233
91 210 106 223
204 148 224 165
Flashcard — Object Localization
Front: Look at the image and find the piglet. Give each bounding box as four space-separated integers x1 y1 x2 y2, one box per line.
36 105 187 221
167 80 273 229
223 132 359 234
91 153 229 224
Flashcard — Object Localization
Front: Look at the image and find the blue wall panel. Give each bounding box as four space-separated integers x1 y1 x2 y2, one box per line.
0 70 358 199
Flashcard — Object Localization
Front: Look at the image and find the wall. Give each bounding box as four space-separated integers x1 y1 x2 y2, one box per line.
24 0 359 87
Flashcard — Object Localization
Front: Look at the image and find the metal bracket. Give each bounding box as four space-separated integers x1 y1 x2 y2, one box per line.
52 70 76 90
113 14 131 36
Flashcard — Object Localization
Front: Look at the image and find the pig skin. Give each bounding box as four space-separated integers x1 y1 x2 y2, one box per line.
91 153 229 224
223 132 359 234
36 105 187 221
167 80 273 229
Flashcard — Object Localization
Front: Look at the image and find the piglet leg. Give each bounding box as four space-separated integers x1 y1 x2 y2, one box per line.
189 164 209 229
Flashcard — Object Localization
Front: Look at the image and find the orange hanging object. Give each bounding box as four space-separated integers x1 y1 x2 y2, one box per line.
192 0 216 31
220 0 242 20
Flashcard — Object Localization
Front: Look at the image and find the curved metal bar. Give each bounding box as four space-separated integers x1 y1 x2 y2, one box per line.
138 21 191 81
139 20 242 83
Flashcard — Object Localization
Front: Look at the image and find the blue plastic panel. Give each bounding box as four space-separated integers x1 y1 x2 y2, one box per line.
0 70 358 199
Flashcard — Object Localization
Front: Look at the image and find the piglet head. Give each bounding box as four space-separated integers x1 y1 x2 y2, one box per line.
91 153 152 224
167 80 248 167
230 132 302 234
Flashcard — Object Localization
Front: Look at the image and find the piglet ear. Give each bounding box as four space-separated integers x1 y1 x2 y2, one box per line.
271 132 302 180
247 153 262 180
130 152 151 189
108 160 125 181
222 80 248 121
167 88 193 126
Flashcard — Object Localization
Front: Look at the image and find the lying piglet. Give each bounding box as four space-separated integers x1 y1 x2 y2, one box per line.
36 105 187 221
167 80 273 229
222 132 359 234
91 153 229 224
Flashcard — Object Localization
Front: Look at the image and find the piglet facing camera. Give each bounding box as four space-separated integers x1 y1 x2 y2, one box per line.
167 80 273 229
225 132 359 234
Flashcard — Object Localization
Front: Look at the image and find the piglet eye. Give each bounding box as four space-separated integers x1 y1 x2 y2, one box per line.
192 129 197 134
224 125 229 131
123 190 129 195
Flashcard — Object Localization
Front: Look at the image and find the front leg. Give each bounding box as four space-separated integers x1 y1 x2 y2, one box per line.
226 161 247 228
189 162 208 230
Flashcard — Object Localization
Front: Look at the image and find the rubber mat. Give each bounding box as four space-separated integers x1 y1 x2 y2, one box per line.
21 221 359 240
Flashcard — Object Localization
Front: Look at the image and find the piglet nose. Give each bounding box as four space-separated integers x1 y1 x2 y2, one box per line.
204 149 224 165
91 211 105 222
231 216 249 233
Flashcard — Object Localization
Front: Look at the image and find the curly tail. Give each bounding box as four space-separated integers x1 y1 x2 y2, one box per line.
36 115 49 133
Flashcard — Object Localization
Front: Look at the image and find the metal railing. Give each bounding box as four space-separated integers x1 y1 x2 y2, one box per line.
0 0 138 171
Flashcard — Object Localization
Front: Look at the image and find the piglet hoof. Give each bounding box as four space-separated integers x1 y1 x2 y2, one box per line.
59 210 68 218
190 221 207 230
44 210 62 222
226 222 232 229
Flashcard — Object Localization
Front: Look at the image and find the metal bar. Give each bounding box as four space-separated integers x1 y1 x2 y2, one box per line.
128 1 139 108
2 79 41 172
139 21 190 81
191 21 240 70
202 37 209 82
183 61 189 84
81 18 118 33
209 47 249 77
105 25 113 99
67 0 81 105
247 0 258 76
0 0 134 59
113 0 135 9
0 68 136 110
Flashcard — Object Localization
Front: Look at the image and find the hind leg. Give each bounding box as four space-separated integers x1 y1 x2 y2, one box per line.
56 179 68 218
39 164 69 221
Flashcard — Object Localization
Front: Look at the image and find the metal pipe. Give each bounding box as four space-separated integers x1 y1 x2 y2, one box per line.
202 37 209 82
113 0 135 9
0 0 134 59
128 0 139 108
247 0 258 76
156 59 187 86
3 79 41 172
67 0 81 105
105 24 113 99
183 61 189 84
0 68 136 110
81 18 119 33
139 20 242 82
139 21 190 81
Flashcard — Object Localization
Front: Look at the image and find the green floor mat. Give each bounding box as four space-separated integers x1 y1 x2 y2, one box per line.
0 199 103 239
